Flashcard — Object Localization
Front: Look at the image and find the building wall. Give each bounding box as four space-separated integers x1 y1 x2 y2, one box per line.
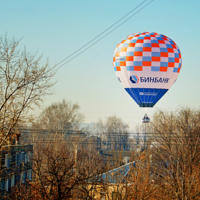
0 144 33 193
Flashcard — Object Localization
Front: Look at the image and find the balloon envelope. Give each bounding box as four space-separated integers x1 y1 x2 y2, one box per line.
113 32 182 107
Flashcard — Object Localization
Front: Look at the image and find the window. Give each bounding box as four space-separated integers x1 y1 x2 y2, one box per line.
20 171 23 182
5 154 9 168
15 152 20 166
27 169 32 180
5 154 12 168
25 152 28 163
21 152 25 163
0 179 5 191
5 179 9 191
16 174 20 183
20 171 26 183
15 153 18 165
11 175 15 187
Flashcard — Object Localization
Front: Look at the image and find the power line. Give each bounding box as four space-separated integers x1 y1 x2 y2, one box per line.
54 0 153 71
54 0 147 68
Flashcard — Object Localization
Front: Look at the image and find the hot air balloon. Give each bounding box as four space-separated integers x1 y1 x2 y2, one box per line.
113 32 182 107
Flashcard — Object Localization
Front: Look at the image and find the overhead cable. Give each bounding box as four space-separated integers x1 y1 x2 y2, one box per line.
54 0 153 71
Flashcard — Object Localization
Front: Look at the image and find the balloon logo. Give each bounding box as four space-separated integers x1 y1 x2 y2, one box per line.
113 32 182 107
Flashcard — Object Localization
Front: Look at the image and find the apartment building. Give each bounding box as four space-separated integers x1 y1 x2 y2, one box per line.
0 144 33 194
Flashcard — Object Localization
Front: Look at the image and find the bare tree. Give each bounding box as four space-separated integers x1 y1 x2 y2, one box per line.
95 115 128 135
0 34 55 148
33 99 84 132
24 139 107 200
150 107 200 199
95 115 129 151
123 153 156 200
31 142 79 199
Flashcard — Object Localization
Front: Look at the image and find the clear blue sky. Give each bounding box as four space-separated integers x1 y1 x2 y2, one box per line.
1 0 200 130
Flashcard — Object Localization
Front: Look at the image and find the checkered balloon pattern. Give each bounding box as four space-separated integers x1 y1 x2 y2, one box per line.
112 32 182 107
113 32 182 73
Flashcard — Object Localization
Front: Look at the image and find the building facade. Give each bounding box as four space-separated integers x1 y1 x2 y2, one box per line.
0 144 33 194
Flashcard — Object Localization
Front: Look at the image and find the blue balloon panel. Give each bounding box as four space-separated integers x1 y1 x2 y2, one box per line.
125 88 168 107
